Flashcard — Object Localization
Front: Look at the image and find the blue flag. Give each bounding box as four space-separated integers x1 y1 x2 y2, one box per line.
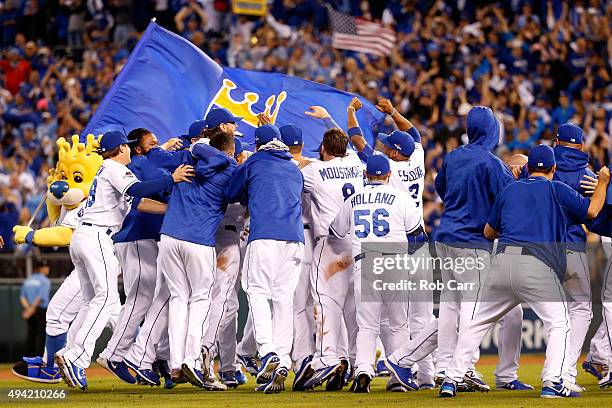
84 21 385 155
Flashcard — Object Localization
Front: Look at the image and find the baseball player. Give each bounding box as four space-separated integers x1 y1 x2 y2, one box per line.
278 123 317 391
346 97 436 388
440 144 610 398
157 130 236 388
225 124 304 394
298 123 365 391
55 130 193 390
329 154 422 393
434 106 527 391
97 128 173 384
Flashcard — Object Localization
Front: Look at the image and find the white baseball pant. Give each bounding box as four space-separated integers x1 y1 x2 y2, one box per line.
159 234 216 371
311 236 358 370
217 276 240 373
563 249 592 383
587 322 611 364
46 270 82 337
123 262 170 370
202 226 241 354
445 249 571 384
387 318 439 368
354 254 410 378
435 242 523 383
242 239 303 370
60 225 121 369
603 255 612 367
292 224 316 370
100 239 158 363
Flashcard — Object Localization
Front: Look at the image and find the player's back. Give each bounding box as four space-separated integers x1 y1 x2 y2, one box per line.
302 152 365 239
333 183 421 256
80 159 139 231
388 144 425 209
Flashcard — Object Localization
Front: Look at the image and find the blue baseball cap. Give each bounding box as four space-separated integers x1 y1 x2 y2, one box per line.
557 123 583 144
99 130 136 153
378 130 415 156
279 124 303 146
254 124 281 145
528 144 555 169
234 137 250 157
205 107 242 128
366 154 391 176
188 120 207 138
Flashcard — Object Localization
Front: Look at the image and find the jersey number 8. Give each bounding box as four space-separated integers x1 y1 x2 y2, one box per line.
354 208 390 238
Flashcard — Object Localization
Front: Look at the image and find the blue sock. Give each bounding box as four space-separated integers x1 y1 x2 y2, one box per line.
45 333 67 367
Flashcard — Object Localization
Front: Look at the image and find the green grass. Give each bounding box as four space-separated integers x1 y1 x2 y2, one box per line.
0 359 609 407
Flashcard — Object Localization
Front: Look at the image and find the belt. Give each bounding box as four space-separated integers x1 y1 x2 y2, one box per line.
224 225 238 232
304 224 311 230
354 252 399 262
82 222 114 237
501 246 531 256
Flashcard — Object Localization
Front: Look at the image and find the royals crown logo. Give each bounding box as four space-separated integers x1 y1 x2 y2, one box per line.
209 79 287 128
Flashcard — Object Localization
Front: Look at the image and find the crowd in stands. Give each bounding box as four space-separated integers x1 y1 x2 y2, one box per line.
0 0 611 254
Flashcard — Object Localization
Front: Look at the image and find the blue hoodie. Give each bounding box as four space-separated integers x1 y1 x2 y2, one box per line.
114 155 171 243
160 144 236 246
435 106 515 247
553 145 596 249
225 148 304 244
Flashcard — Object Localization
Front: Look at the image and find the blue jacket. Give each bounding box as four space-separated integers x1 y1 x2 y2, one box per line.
114 155 171 243
553 145 596 250
225 148 304 244
435 107 515 247
160 144 236 246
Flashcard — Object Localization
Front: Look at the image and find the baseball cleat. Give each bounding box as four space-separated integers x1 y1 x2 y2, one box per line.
351 372 371 393
263 367 288 394
201 346 212 380
292 355 314 391
439 380 457 398
100 358 136 384
386 380 408 392
562 381 585 393
541 381 581 398
256 352 280 383
11 357 61 384
496 379 534 390
235 369 248 385
203 376 228 391
583 360 608 380
598 371 612 388
181 363 205 388
219 371 239 388
170 368 189 384
375 359 390 377
434 371 445 386
303 363 342 390
326 359 349 391
457 380 475 392
152 360 174 389
123 358 160 386
463 370 490 392
384 359 419 391
419 383 435 390
237 354 259 376
54 353 75 388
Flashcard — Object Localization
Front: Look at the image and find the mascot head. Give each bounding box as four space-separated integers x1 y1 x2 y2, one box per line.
47 134 102 210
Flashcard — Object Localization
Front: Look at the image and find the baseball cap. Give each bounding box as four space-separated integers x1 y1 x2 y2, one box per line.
528 144 555 169
378 130 416 157
99 130 136 153
557 123 583 144
254 124 281 145
188 119 207 138
234 138 250 158
367 154 391 176
279 124 303 146
205 107 242 128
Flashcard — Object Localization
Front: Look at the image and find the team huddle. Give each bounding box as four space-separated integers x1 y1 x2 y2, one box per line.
8 95 612 399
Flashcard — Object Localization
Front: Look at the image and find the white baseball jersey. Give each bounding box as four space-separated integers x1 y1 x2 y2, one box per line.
330 183 422 256
302 152 365 239
292 157 317 225
80 159 138 230
57 201 86 229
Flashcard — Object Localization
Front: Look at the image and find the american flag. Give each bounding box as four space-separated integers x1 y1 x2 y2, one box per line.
326 4 396 57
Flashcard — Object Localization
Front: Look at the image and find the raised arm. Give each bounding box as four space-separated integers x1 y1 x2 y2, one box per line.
304 106 341 129
376 98 421 143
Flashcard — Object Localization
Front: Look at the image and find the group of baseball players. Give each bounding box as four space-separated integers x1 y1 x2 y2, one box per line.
10 94 612 399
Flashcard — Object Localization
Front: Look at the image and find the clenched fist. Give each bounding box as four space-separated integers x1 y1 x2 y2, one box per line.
13 226 33 245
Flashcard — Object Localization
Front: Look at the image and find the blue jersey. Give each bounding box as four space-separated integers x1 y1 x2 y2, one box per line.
114 155 171 243
225 148 304 244
435 107 514 248
553 145 596 250
487 176 590 279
